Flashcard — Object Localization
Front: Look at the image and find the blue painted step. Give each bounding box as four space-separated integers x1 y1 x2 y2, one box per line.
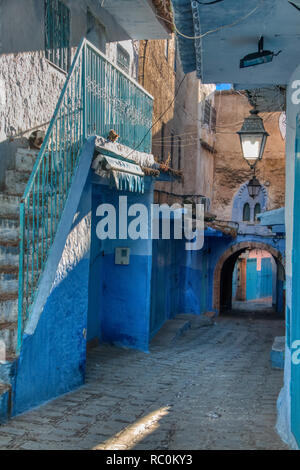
271 336 285 369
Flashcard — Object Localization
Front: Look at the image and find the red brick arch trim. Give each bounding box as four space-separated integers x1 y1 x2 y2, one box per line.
213 241 284 312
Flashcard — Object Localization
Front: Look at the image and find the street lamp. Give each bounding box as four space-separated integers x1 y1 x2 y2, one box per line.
237 109 269 169
247 175 261 199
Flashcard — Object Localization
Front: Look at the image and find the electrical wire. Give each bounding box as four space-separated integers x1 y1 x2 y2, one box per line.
159 0 265 41
126 75 187 158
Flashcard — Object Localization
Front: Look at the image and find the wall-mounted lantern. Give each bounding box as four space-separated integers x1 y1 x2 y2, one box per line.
237 109 269 168
247 175 261 199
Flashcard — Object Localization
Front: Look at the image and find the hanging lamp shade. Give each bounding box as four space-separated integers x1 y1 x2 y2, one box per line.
247 176 261 199
237 109 269 167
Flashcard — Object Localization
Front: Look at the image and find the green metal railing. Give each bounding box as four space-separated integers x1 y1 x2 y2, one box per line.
17 38 153 350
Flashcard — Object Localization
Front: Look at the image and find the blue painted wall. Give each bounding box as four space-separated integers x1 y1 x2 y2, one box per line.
178 231 285 317
290 116 300 445
88 177 154 352
12 173 92 415
0 387 10 423
150 226 183 339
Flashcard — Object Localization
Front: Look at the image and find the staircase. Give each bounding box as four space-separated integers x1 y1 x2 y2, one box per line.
0 37 153 422
0 148 39 356
0 148 39 412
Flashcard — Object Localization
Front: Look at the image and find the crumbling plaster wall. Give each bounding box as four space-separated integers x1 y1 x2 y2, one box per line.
138 35 216 205
211 90 285 221
138 37 176 162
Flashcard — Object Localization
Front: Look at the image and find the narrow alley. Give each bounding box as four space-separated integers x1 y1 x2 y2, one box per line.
0 315 286 450
2 0 300 452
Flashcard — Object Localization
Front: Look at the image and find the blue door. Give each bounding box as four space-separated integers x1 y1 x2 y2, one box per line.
246 259 257 300
150 237 169 339
261 258 272 298
246 257 273 301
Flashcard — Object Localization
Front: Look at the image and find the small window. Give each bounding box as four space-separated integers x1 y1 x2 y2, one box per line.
117 44 130 75
45 0 71 72
211 107 216 133
204 101 211 126
254 203 261 222
203 100 216 132
243 203 250 222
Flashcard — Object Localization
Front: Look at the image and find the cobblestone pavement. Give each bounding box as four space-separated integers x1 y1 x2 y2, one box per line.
0 315 288 450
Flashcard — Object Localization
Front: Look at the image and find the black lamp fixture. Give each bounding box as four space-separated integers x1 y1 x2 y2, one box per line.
237 105 268 199
237 107 269 169
240 37 281 69
247 174 261 199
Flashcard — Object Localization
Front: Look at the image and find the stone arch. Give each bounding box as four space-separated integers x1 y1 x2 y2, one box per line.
213 241 284 312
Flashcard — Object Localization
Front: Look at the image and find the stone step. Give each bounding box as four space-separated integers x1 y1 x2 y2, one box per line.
0 215 54 243
271 336 285 370
0 294 18 324
0 194 20 216
0 217 19 241
5 170 32 196
0 241 19 266
0 274 18 295
15 148 72 174
0 236 53 265
0 382 11 424
5 168 63 198
15 148 39 173
0 322 17 353
0 266 41 296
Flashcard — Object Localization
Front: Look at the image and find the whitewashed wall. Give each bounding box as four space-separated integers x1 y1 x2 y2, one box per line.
0 0 139 187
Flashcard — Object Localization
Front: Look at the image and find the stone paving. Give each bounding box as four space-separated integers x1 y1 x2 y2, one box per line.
0 315 288 450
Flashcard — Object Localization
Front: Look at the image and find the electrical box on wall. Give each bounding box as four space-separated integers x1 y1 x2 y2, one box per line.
115 247 130 265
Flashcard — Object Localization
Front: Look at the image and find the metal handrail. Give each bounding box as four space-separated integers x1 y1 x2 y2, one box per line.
17 38 154 350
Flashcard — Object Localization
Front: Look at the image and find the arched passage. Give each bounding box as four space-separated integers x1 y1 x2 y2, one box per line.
213 241 284 314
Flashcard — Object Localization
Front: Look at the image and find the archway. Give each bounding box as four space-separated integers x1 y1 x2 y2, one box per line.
213 241 284 314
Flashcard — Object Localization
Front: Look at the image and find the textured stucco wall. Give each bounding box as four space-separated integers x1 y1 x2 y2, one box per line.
0 0 140 187
211 90 286 221
0 51 65 187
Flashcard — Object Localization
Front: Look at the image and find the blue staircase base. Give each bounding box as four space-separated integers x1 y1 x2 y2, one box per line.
0 384 11 424
271 336 285 370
